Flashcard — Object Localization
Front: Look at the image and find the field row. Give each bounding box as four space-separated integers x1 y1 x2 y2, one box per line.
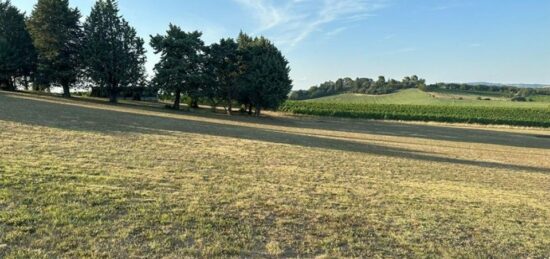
280 101 550 127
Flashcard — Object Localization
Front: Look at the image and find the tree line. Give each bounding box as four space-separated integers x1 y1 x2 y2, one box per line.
0 0 292 116
289 76 550 101
289 75 426 100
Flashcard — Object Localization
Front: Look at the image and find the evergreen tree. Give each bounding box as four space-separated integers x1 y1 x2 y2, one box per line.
0 0 36 91
206 38 240 114
82 0 146 103
27 0 82 97
238 33 292 116
150 24 204 110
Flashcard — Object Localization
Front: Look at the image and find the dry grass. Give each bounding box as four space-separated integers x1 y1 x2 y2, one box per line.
1 91 549 258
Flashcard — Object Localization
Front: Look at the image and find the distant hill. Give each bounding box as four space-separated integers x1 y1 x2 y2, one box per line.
307 89 550 108
467 82 550 88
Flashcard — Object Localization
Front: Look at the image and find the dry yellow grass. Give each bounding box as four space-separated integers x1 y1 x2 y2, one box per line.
1 90 549 257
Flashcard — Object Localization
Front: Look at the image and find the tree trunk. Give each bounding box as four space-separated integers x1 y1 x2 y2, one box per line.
173 90 181 110
62 83 71 98
247 104 253 115
255 105 262 117
226 97 232 115
23 77 29 91
7 77 15 91
109 81 119 103
190 98 199 109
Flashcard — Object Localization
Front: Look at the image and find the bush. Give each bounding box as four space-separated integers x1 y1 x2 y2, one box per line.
511 96 527 102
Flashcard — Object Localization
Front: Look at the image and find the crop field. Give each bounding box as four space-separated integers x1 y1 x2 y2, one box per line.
309 89 550 108
283 99 550 127
1 91 550 257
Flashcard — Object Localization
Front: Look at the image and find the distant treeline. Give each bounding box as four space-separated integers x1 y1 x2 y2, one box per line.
289 76 426 100
0 0 292 115
423 83 550 97
290 76 550 100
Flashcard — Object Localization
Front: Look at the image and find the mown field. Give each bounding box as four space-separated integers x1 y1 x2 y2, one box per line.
309 89 550 108
1 90 550 257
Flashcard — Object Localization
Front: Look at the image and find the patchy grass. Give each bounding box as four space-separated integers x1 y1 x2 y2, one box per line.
1 91 550 257
309 89 550 108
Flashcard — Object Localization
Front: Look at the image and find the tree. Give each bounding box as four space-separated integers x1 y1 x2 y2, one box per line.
206 38 240 114
0 0 36 91
27 0 82 97
238 33 292 116
82 0 146 103
150 24 204 110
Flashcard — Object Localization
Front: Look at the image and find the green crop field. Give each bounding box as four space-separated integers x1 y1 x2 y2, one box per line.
1 90 550 257
309 89 550 108
285 89 550 127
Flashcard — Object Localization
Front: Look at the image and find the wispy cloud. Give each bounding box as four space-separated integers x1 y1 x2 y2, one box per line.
234 0 389 48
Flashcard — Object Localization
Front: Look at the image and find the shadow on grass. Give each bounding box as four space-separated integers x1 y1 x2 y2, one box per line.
1 91 549 174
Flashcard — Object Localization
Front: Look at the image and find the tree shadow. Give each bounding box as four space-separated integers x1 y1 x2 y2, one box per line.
1 91 549 174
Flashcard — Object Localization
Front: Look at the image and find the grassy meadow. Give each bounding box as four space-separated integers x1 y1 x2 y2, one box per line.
1 90 550 257
309 89 550 108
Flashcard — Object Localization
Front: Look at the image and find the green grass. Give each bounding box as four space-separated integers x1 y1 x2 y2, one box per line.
281 101 550 127
1 91 550 257
309 89 550 108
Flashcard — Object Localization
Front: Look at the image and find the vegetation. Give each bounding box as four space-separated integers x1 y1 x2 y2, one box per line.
27 0 82 97
150 24 204 110
236 33 292 116
280 101 550 127
289 75 426 100
0 0 36 91
306 89 550 108
290 77 550 101
82 0 147 103
1 91 550 257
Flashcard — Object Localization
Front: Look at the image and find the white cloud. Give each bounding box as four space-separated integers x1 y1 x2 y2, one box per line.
234 0 388 48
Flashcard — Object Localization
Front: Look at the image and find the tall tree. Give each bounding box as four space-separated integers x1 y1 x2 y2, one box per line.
238 33 292 116
0 0 36 91
82 0 146 103
207 38 240 114
27 0 82 97
150 24 204 110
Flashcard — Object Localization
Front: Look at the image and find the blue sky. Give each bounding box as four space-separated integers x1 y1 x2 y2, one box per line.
13 0 550 89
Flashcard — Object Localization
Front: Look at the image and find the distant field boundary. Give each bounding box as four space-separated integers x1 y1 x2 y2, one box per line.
280 101 550 127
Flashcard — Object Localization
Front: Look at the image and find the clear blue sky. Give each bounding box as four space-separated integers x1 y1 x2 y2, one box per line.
13 0 550 89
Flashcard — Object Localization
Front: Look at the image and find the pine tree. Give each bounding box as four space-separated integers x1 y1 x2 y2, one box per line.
206 38 240 114
0 0 36 91
237 33 292 116
27 0 82 97
82 0 146 103
150 24 204 110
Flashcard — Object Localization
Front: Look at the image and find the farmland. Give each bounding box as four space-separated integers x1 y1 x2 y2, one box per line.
308 89 550 108
1 90 550 257
282 89 550 127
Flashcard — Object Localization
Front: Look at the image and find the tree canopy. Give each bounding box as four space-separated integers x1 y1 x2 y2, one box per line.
82 0 146 103
237 33 292 115
0 0 36 90
150 24 204 110
27 0 82 96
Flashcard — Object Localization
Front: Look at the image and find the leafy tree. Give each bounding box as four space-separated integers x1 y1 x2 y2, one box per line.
0 0 36 91
82 0 146 103
206 38 240 114
150 24 204 110
27 0 82 97
237 33 292 116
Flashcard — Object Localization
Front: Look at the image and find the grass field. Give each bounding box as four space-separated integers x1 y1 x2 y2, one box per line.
1 90 550 257
309 89 550 108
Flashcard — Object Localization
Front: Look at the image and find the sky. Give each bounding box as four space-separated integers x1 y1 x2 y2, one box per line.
12 0 550 90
